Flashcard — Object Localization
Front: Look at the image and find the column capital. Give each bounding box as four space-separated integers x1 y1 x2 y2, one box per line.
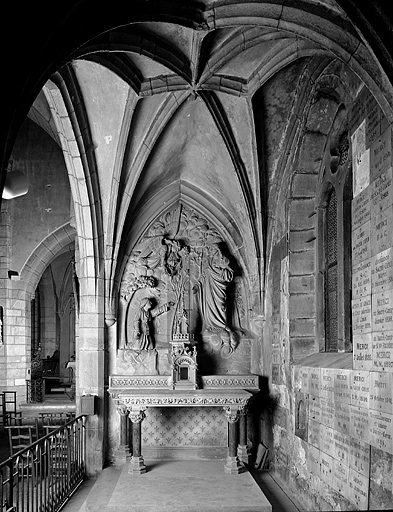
117 405 129 416
238 405 248 416
223 406 239 423
129 410 146 423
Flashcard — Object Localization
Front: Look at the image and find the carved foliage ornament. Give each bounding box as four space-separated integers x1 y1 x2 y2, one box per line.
119 204 244 354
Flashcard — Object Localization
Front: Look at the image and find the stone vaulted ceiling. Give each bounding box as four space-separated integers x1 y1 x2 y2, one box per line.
6 0 393 314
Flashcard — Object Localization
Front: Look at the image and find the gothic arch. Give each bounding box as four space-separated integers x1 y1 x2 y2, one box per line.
16 223 76 304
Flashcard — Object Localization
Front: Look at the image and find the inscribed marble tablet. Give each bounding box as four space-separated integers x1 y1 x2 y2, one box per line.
352 186 371 230
349 438 370 478
372 290 393 332
370 126 392 181
353 333 373 370
352 221 371 265
371 167 393 216
371 206 393 256
320 425 335 457
372 330 393 372
334 369 351 403
320 369 335 399
333 430 351 464
320 452 333 487
368 410 393 454
369 371 393 414
353 259 372 299
350 405 370 444
309 396 321 423
332 459 349 495
309 368 320 396
352 296 372 334
351 371 370 408
348 468 369 510
372 248 393 294
334 401 351 435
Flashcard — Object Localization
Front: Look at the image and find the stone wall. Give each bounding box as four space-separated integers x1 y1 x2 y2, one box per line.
266 85 393 510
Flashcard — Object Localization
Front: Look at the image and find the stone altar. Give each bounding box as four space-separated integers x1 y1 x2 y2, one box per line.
110 204 258 472
109 376 258 474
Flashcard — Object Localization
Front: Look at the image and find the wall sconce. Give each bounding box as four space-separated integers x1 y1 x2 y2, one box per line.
2 160 29 199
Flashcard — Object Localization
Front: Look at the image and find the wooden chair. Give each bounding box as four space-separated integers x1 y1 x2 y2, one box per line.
4 410 22 426
5 425 37 456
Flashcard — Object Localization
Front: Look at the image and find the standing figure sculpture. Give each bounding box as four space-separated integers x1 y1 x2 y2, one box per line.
194 244 238 351
132 297 174 351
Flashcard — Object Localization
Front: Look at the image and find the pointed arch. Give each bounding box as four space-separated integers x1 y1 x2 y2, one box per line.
43 70 104 289
16 223 76 304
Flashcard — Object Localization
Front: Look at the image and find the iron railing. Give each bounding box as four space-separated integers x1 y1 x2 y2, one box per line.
26 380 45 404
0 416 86 512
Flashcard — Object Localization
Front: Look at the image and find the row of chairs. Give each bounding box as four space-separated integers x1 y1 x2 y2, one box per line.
4 411 76 456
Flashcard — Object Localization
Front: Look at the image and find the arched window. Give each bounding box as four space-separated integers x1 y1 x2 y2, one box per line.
325 188 338 351
317 130 352 352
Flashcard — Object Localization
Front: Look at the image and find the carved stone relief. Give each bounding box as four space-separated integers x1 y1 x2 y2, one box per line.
117 203 247 375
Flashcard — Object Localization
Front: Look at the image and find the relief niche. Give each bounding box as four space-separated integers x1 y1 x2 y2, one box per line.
117 204 248 375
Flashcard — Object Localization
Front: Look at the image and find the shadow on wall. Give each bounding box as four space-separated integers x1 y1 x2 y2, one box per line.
248 376 279 468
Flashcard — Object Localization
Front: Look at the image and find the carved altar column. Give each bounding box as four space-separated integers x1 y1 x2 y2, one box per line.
129 408 147 474
223 406 242 474
116 406 131 464
237 406 251 465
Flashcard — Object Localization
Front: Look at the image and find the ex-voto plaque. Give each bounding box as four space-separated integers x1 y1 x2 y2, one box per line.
372 290 393 332
372 330 393 372
372 248 393 294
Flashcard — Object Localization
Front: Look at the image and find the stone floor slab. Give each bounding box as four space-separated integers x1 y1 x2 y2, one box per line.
66 460 272 511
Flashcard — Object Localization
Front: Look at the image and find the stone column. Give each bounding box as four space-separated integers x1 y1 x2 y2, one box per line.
237 406 251 465
116 406 131 464
129 408 146 474
223 406 242 474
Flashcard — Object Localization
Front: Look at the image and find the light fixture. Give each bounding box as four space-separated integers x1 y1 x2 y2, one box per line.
2 160 29 199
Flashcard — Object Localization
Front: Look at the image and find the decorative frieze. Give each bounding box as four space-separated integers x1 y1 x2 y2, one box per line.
201 375 259 389
109 374 259 391
121 395 251 407
110 376 170 389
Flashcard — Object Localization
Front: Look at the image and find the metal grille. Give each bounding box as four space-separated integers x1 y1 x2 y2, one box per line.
325 190 338 351
326 190 337 265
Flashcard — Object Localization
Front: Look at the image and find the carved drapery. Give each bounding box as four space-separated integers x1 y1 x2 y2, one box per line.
118 204 245 368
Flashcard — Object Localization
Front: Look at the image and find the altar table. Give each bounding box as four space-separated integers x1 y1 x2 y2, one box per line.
109 386 255 474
